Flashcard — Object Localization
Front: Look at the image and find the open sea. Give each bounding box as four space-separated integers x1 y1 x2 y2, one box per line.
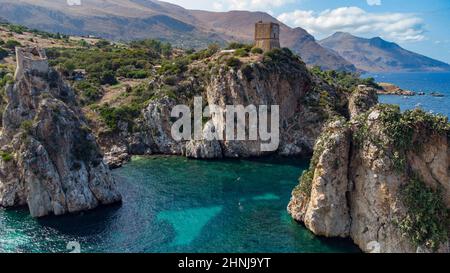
364 72 450 118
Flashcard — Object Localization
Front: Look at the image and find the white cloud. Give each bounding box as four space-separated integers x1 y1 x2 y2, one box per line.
277 7 425 42
67 0 81 6
163 0 296 12
217 0 296 11
367 0 381 6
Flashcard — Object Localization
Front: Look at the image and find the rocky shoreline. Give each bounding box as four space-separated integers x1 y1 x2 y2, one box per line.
376 82 445 97
1 47 449 253
0 47 121 217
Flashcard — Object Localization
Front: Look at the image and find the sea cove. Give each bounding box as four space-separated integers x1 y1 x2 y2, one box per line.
0 156 359 253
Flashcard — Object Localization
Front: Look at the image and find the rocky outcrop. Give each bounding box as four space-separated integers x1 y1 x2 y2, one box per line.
377 82 416 96
288 118 352 237
288 103 450 253
99 49 349 165
348 85 378 119
0 47 121 218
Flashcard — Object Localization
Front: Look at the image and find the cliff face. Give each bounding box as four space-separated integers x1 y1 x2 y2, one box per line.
100 49 350 166
0 47 121 218
288 88 450 252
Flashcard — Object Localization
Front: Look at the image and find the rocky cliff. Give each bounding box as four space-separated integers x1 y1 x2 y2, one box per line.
288 87 450 253
0 47 121 218
99 48 351 166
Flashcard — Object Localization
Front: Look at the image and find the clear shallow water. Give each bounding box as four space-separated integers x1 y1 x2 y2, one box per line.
364 72 450 117
0 156 360 253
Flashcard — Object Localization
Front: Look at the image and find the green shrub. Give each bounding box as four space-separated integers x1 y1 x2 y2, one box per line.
73 80 102 104
78 39 89 47
20 120 33 134
378 105 449 171
226 42 248 50
188 44 219 61
310 66 381 91
226 57 241 69
0 151 13 162
4 39 21 50
234 48 249 57
251 47 263 54
159 58 189 75
398 176 449 250
295 169 314 198
47 44 162 84
95 39 110 48
0 48 8 60
100 71 118 85
129 39 172 57
98 104 141 132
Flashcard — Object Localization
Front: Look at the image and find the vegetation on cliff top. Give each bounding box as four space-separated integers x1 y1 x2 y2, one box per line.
379 104 449 171
310 66 380 92
398 176 449 250
353 104 450 250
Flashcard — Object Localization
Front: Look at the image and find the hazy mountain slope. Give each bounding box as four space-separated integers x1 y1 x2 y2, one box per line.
191 10 356 71
0 0 225 48
0 0 355 71
320 32 450 72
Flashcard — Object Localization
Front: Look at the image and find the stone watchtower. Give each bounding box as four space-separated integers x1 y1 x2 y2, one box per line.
14 47 49 80
254 21 280 52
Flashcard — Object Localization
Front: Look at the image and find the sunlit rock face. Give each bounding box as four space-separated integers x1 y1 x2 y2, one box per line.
0 47 121 218
289 98 450 253
100 50 350 164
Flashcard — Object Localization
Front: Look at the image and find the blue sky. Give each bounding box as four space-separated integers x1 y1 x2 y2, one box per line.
162 0 450 63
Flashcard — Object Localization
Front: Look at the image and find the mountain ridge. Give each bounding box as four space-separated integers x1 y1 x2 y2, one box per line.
319 32 450 72
0 0 356 71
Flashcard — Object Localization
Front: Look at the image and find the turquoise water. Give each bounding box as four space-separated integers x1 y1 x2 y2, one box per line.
0 156 360 253
364 72 450 117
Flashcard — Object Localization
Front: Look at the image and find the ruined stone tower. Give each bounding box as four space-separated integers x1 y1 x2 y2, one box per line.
14 47 49 80
254 21 280 52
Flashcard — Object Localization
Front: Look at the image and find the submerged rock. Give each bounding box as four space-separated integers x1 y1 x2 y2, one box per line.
0 47 121 218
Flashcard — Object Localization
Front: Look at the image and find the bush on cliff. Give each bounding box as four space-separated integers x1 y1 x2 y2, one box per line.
0 151 13 162
0 47 8 60
398 176 449 250
226 57 241 69
97 104 141 132
379 105 449 171
310 66 380 91
4 39 21 50
226 42 252 51
251 47 263 54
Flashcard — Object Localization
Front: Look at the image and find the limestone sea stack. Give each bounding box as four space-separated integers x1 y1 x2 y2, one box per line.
288 87 450 253
0 47 121 218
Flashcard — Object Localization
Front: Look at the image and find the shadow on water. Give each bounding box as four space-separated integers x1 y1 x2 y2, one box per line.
35 203 122 236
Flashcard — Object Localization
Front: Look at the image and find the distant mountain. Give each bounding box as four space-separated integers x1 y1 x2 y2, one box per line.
0 0 356 71
319 32 450 72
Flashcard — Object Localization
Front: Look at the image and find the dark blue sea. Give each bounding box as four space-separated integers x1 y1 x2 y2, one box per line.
364 72 450 117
